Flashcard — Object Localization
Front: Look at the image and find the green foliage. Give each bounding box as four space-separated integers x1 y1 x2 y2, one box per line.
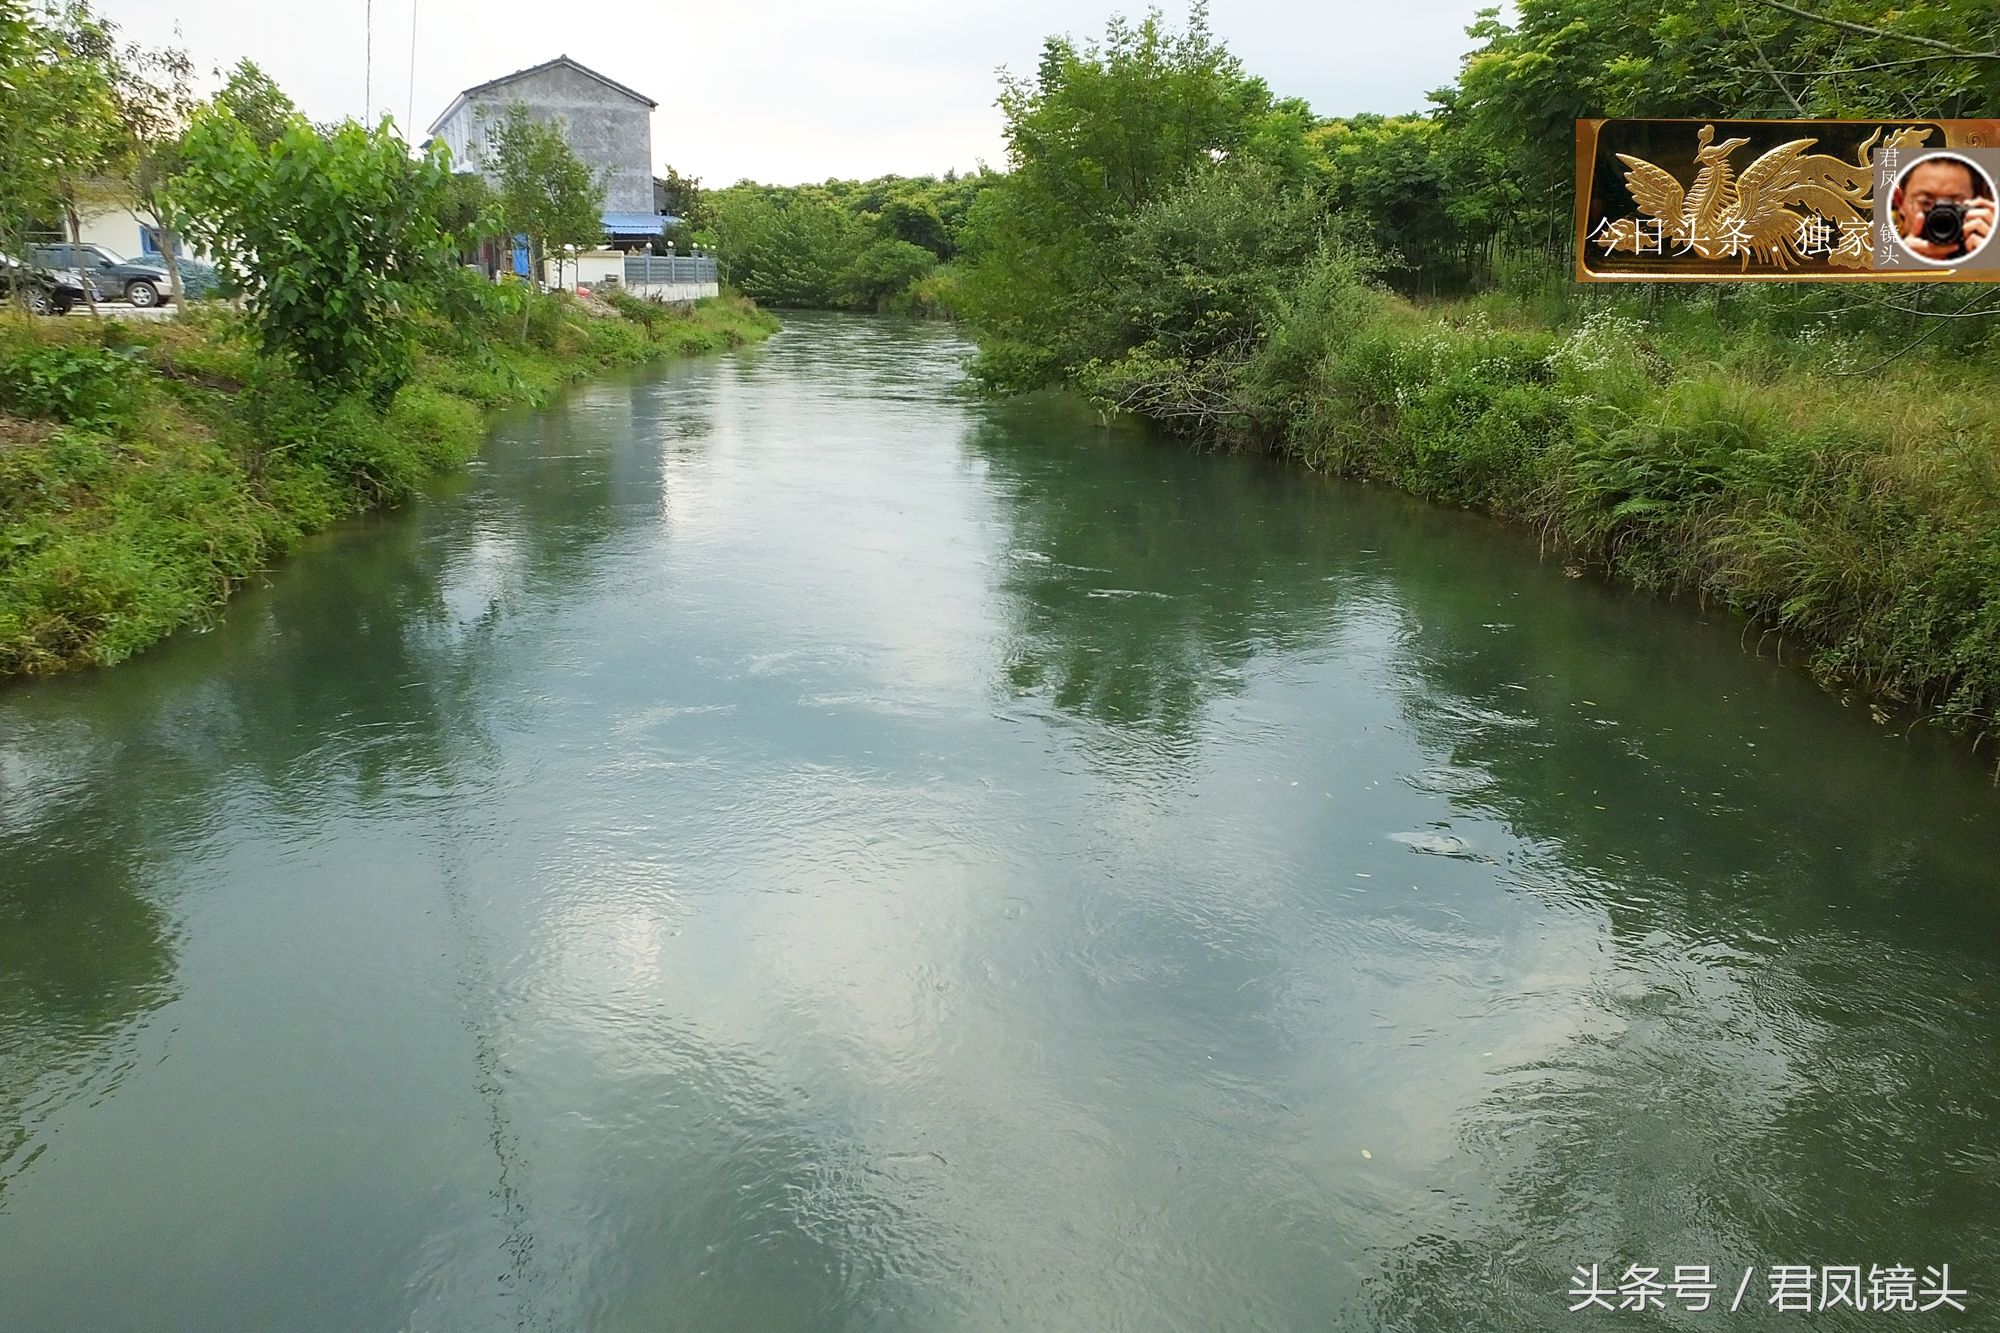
843 239 939 312
957 4 1321 387
172 111 461 396
212 59 297 149
876 196 951 258
437 170 497 240
0 287 776 676
0 0 121 276
710 190 863 306
703 171 999 315
1228 242 1392 440
656 165 705 234
900 265 964 320
1112 157 1327 364
1437 0 2000 260
1312 114 1510 292
961 0 2000 326
0 338 144 428
243 370 427 503
1070 158 1342 437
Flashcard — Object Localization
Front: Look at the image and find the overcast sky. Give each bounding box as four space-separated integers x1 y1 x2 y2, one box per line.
92 0 1491 185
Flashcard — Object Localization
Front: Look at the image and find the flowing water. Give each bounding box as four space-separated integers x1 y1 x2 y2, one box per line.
3 315 1996 1332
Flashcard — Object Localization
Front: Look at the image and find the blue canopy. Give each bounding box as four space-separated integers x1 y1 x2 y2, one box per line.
602 212 671 234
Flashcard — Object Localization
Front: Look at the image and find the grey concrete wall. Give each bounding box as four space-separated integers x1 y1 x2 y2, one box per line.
436 64 653 214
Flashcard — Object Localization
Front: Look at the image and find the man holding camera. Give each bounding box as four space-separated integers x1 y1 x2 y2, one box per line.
1893 155 1995 262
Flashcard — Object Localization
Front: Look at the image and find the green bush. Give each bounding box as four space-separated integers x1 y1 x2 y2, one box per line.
0 416 281 674
841 238 938 312
174 111 461 397
0 341 146 428
602 288 670 327
243 373 417 503
899 265 963 320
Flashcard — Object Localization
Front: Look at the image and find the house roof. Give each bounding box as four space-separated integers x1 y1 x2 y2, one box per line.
602 211 669 233
425 55 657 137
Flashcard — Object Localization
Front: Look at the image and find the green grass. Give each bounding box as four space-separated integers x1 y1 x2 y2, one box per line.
1248 282 2000 735
0 290 777 677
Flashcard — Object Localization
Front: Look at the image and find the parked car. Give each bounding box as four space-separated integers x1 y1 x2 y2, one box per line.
28 242 175 307
171 256 223 300
0 252 101 315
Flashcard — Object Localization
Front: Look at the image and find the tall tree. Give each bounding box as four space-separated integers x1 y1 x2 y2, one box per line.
211 60 298 150
1438 0 2000 259
0 1 121 314
484 102 606 293
173 109 460 396
707 189 862 306
112 41 199 300
0 0 54 286
957 4 1319 387
655 165 704 230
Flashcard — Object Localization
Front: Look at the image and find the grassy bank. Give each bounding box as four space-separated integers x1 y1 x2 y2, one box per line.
0 288 776 677
1106 269 2000 736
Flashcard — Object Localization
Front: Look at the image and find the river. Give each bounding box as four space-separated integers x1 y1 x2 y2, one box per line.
2 314 1996 1331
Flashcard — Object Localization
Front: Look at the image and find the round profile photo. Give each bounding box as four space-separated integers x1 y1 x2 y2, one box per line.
1890 152 1996 265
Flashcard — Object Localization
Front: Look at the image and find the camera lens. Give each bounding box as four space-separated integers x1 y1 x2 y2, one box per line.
1920 202 1966 247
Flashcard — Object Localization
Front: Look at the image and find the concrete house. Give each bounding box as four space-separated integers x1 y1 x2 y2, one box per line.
426 55 668 247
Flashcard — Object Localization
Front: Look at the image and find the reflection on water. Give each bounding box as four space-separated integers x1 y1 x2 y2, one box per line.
0 765 178 1200
0 313 1995 1331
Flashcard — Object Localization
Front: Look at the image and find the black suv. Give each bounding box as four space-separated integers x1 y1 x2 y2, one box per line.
0 252 100 314
29 242 173 307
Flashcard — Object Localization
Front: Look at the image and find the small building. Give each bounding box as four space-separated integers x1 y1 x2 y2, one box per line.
46 181 210 265
426 54 672 252
74 201 179 262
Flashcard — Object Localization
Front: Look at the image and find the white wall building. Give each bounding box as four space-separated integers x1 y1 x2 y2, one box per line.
73 199 202 263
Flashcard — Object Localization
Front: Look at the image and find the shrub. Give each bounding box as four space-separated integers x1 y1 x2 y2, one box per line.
0 340 147 429
900 265 963 320
173 111 461 398
602 288 671 327
242 370 422 504
841 238 938 312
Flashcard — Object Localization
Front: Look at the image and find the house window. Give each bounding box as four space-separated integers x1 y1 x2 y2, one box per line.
139 225 182 258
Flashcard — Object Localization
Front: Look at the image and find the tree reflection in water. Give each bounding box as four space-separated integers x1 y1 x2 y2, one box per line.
963 387 2000 1330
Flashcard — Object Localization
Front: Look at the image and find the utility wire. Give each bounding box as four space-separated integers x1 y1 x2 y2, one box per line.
1832 286 2000 376
407 0 418 140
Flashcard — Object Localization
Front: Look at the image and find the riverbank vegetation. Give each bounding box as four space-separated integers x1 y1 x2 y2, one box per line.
953 2 2000 737
699 172 997 315
0 289 774 675
0 0 775 676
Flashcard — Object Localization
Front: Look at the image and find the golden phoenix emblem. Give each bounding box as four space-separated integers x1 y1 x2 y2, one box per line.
1593 123 1935 269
